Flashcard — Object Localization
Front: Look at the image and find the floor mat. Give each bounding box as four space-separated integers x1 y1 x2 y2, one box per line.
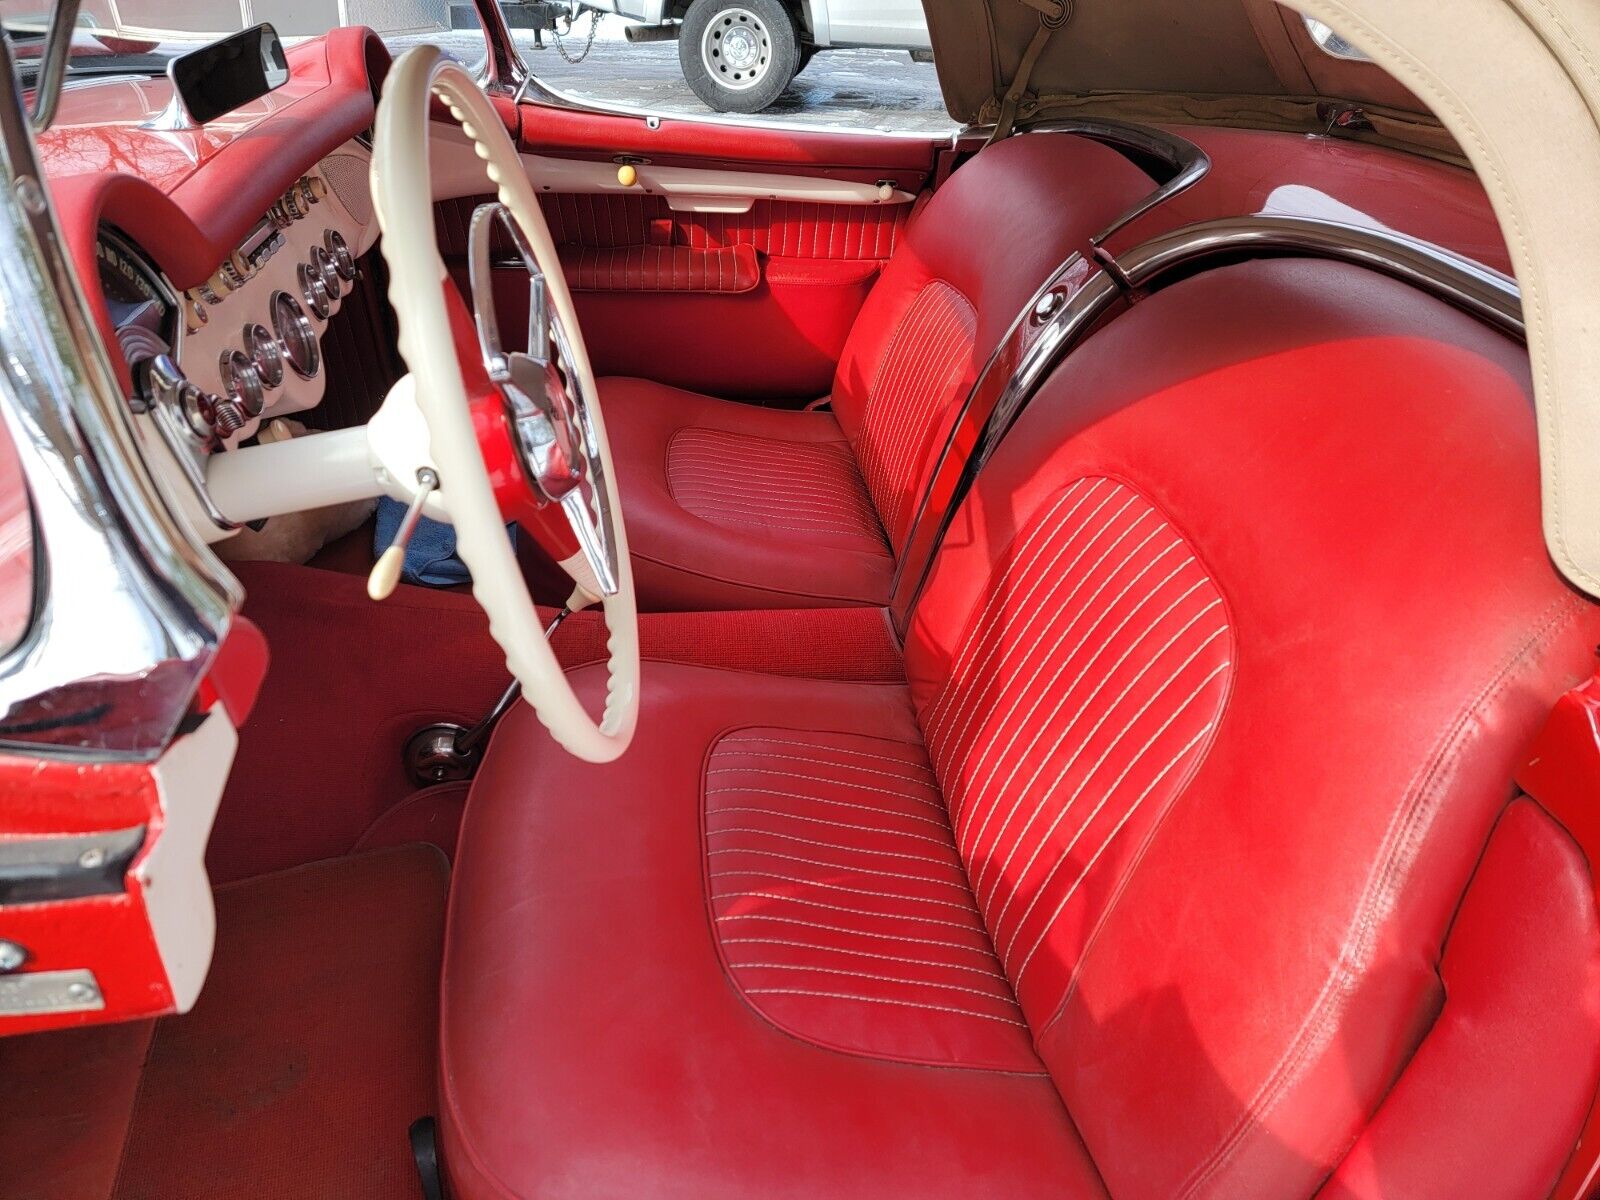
111 846 448 1200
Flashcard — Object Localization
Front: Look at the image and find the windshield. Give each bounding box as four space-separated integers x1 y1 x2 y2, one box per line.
0 0 490 91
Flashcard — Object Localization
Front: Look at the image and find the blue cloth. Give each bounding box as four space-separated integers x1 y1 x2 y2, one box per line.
374 496 517 588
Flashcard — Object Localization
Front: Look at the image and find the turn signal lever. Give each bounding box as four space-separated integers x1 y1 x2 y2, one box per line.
368 467 439 601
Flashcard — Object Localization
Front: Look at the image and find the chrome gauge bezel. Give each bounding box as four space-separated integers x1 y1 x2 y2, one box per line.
271 289 321 380
242 322 284 389
310 244 343 301
218 347 265 417
325 229 357 281
298 261 331 319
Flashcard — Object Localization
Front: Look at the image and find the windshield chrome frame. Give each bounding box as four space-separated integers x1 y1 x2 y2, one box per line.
0 28 240 761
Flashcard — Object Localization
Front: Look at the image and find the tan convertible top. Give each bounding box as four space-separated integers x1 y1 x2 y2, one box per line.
926 0 1600 601
922 0 1459 158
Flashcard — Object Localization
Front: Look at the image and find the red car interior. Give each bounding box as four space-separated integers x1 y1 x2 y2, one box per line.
436 258 1600 1199
5 9 1600 1199
591 133 1151 610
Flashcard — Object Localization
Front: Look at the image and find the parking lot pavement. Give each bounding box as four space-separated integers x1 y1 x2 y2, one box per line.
507 30 957 135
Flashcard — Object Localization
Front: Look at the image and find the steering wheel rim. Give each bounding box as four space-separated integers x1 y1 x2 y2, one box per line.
370 46 639 764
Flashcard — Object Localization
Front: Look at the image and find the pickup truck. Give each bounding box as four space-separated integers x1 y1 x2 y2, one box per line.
576 0 931 113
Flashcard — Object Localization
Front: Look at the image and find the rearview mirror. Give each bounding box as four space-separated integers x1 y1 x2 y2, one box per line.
167 23 289 126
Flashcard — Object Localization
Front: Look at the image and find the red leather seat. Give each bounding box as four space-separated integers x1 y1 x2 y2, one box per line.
604 133 1153 610
442 259 1600 1198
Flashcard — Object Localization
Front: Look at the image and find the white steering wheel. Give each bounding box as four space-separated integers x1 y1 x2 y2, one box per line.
369 46 638 763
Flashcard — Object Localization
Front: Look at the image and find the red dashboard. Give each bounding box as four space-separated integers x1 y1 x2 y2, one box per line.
41 28 387 394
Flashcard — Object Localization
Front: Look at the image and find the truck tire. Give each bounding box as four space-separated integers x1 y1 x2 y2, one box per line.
679 0 800 114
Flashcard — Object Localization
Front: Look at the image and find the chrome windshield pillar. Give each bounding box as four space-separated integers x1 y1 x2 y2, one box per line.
0 32 239 759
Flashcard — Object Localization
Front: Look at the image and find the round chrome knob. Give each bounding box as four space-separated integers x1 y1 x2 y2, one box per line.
298 261 330 319
310 245 342 301
178 382 216 439
325 229 357 281
272 290 321 379
219 348 266 418
243 322 285 389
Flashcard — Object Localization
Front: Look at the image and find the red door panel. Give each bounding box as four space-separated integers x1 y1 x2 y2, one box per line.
436 189 920 401
516 98 938 184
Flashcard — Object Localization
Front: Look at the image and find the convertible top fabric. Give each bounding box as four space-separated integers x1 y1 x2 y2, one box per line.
921 0 1456 159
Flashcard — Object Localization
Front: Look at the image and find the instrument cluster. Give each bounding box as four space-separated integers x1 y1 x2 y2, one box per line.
169 171 360 441
98 139 379 534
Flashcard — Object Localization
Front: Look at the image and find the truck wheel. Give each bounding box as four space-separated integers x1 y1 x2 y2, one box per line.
679 0 800 114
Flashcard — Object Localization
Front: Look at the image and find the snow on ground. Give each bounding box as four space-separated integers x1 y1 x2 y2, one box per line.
391 17 955 135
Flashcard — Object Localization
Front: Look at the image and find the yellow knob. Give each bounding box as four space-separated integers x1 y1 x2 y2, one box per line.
617 163 638 188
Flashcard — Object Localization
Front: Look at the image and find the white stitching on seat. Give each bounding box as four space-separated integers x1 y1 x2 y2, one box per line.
713 749 937 784
707 848 971 891
711 806 952 846
705 786 949 823
717 921 999 957
712 889 987 930
707 826 962 867
741 988 1027 1028
708 871 980 913
724 938 1009 980
727 961 1016 1002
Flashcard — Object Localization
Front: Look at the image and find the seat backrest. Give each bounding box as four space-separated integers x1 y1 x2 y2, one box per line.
903 257 1600 1199
829 133 1152 553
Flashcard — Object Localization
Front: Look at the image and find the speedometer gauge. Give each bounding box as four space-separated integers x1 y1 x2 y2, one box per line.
95 228 176 346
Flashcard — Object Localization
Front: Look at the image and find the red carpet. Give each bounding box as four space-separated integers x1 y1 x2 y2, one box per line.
110 846 447 1200
215 559 904 884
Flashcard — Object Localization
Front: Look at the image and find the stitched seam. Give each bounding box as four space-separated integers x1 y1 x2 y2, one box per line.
699 723 1047 1075
1174 591 1586 1198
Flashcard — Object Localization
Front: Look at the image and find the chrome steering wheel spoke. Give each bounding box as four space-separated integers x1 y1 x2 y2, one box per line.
467 200 620 597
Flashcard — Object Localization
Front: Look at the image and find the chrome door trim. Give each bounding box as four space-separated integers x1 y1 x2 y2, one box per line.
0 35 239 760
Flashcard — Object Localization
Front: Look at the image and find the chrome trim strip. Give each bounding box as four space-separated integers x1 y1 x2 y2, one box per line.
1113 214 1524 337
888 121 1207 626
889 266 1124 630
893 215 1524 626
24 0 79 131
0 968 104 1016
0 34 239 759
1020 118 1211 246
